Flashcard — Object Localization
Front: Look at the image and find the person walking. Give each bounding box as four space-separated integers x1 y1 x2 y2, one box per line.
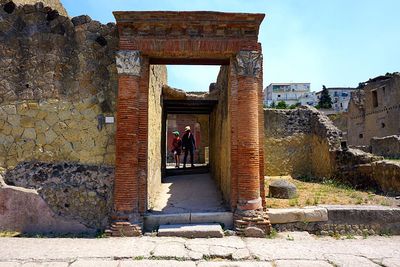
171 131 182 168
182 126 196 168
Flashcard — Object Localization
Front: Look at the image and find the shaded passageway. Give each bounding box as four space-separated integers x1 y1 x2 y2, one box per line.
149 173 227 214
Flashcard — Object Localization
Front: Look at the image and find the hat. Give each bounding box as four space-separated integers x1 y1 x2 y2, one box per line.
173 131 180 135
185 126 191 131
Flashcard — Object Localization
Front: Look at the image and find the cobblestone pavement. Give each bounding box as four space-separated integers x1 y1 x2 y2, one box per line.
0 232 399 266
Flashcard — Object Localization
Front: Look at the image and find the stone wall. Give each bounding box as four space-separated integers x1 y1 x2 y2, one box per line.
0 4 118 106
264 106 341 178
264 106 400 193
0 2 119 169
3 161 114 230
147 65 167 209
335 152 400 194
210 66 231 203
327 112 348 138
370 135 400 159
0 98 116 168
0 0 68 16
347 73 400 146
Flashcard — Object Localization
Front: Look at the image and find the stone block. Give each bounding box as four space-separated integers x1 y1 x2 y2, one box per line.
158 223 223 238
20 116 35 128
22 128 36 140
268 207 328 224
7 115 20 126
144 213 190 232
0 185 93 234
244 226 265 237
190 212 233 229
71 15 92 26
269 179 297 199
45 129 57 144
321 205 400 234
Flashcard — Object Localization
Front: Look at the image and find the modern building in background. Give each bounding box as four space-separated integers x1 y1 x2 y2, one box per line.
263 83 314 106
316 87 357 112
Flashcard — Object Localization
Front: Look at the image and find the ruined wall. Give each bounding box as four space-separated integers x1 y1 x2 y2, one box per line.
3 162 113 229
328 112 348 138
0 0 68 16
210 66 231 203
264 107 340 178
147 65 167 209
264 106 400 193
0 3 118 169
334 148 400 194
264 109 312 176
348 74 400 146
370 135 400 159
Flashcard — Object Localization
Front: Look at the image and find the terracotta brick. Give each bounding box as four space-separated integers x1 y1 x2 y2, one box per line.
112 12 269 235
114 75 140 213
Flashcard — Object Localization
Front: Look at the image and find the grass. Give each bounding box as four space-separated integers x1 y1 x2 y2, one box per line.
266 228 278 239
265 176 398 208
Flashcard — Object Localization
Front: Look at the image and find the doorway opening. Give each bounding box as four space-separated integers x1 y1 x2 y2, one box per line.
111 11 269 236
147 64 231 214
165 113 209 171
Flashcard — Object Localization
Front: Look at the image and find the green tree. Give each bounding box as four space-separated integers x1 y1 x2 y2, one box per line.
289 102 301 109
276 101 288 109
270 101 276 108
318 85 332 109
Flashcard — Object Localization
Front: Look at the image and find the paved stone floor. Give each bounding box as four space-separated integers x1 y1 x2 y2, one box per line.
150 173 227 213
1 232 399 266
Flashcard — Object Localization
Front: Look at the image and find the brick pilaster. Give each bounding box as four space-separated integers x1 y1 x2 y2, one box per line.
114 75 140 213
231 50 271 236
137 57 149 214
107 50 145 237
258 58 266 209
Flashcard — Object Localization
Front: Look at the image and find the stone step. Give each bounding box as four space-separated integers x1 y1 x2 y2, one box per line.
144 212 233 232
158 223 224 238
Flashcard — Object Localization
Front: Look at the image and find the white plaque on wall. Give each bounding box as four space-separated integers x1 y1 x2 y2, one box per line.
105 117 115 124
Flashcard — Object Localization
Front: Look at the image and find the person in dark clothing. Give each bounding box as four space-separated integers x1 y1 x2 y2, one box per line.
182 126 196 168
171 131 182 168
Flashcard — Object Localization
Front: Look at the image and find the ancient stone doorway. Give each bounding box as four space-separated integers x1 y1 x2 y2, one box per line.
111 11 271 236
148 96 225 214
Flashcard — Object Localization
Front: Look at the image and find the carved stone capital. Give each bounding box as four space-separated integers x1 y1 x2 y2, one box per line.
116 50 142 76
233 50 262 77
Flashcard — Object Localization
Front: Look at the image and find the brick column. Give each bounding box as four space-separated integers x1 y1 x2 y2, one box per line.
232 50 271 237
107 50 143 237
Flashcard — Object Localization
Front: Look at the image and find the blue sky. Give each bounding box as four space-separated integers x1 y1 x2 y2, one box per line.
63 0 400 92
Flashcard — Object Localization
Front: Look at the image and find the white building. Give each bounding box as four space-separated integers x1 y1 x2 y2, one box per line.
316 87 357 112
263 83 316 107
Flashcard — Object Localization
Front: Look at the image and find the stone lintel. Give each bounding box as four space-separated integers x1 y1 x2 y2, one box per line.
113 11 265 40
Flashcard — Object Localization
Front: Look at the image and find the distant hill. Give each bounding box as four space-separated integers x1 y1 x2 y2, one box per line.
1 0 68 16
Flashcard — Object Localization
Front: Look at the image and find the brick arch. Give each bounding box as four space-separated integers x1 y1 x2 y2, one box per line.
110 11 271 236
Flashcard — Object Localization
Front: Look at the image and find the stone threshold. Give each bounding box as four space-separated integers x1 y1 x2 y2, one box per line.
157 223 224 238
144 211 233 232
